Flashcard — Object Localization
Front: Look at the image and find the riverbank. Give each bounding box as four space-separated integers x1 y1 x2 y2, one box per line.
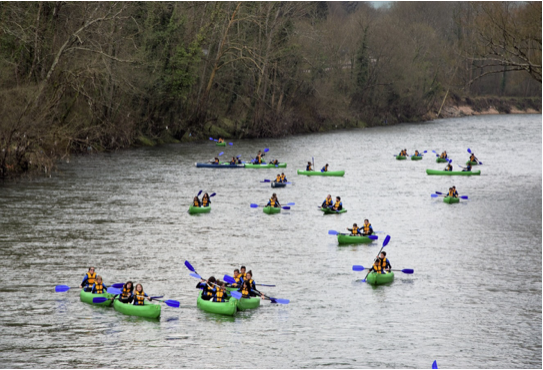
434 96 541 119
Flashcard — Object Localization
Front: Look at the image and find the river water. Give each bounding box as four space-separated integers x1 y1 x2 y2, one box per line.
0 115 541 368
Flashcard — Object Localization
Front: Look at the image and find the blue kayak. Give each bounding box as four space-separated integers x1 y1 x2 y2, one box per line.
195 163 244 168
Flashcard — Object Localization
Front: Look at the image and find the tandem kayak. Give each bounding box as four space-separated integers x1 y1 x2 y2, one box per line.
297 170 345 177
271 181 286 188
466 161 479 165
113 299 161 319
216 142 226 146
195 163 244 168
244 163 287 168
366 271 395 286
436 158 449 163
411 155 423 160
188 205 211 215
237 296 261 311
443 196 460 204
197 291 238 316
263 206 281 214
80 289 114 307
426 169 481 176
321 207 347 214
337 234 376 245
396 155 407 160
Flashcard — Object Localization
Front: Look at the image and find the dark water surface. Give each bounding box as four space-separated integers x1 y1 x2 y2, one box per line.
1 115 541 368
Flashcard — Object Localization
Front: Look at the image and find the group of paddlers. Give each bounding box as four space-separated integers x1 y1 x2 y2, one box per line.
197 266 264 302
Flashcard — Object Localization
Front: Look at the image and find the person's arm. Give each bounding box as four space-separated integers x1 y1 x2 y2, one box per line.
91 283 96 293
80 275 88 288
103 284 108 292
369 226 373 235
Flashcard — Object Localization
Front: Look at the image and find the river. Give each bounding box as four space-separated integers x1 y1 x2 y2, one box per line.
0 114 541 368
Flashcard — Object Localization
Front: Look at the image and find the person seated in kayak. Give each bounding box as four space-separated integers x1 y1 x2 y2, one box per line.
452 186 459 197
212 281 229 302
444 162 453 171
196 276 216 301
270 159 280 165
118 281 134 303
306 161 312 171
266 193 281 208
218 138 224 143
91 276 108 294
274 174 282 183
448 187 455 197
239 266 247 280
244 271 257 293
399 149 407 156
463 163 472 172
322 194 333 208
414 150 421 157
362 219 373 236
332 196 342 211
212 157 220 164
321 163 329 172
238 280 253 298
79 267 97 292
133 283 151 305
347 223 362 236
439 151 448 159
227 269 243 288
193 196 202 207
469 153 478 163
371 252 391 274
280 173 287 182
230 156 238 165
202 193 211 207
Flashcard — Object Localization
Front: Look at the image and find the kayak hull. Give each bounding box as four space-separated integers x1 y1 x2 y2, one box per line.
216 142 226 146
197 291 238 316
244 163 287 168
411 156 423 160
113 299 161 319
337 234 376 245
396 155 407 160
189 205 211 215
466 161 479 165
271 181 286 188
79 289 114 307
263 206 281 214
366 271 395 286
426 169 481 176
237 296 261 311
443 196 460 204
195 163 244 168
321 207 347 214
297 170 345 177
436 158 448 163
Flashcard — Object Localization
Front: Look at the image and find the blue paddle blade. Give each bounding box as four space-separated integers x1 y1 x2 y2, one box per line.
328 230 339 235
449 159 452 163
263 179 271 182
423 150 427 153
230 291 242 299
264 148 269 152
352 265 365 271
223 275 236 284
368 235 378 240
228 142 233 146
55 285 71 292
218 152 224 156
478 161 483 165
401 269 414 274
150 296 164 300
197 190 202 196
236 155 241 158
271 298 289 304
431 194 438 197
92 297 110 304
209 137 214 141
467 148 471 153
164 300 180 308
184 260 195 272
435 191 443 195
209 193 216 197
189 272 202 280
286 202 295 206
383 235 391 247
460 195 468 199
111 283 124 289
250 203 259 208
432 360 438 369
281 206 290 210
107 287 122 295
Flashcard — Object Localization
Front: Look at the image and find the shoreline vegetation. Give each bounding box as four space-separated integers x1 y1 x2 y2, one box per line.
0 2 540 179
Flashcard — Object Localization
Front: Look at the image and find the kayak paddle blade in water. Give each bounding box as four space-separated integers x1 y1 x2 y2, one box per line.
55 285 76 292
229 291 242 299
352 265 365 271
107 287 122 295
92 297 110 304
223 275 236 284
432 360 438 369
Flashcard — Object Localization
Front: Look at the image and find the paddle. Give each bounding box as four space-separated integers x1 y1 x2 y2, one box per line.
264 148 269 153
92 296 181 307
261 179 271 183
250 202 294 207
197 190 202 196
328 230 378 239
223 275 275 288
433 192 468 200
191 274 242 299
250 204 291 210
55 285 80 292
352 265 413 274
432 360 438 369
184 260 201 277
467 148 483 165
362 235 391 282
111 283 125 289
218 152 224 156
228 142 233 146
253 288 289 305
312 156 315 170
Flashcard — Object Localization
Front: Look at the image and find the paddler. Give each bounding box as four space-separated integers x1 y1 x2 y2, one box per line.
362 219 373 236
270 159 280 165
462 163 472 172
452 186 459 197
332 196 342 211
193 196 202 207
227 269 243 288
196 276 216 301
79 267 97 292
280 173 287 182
243 271 265 298
91 275 108 294
306 161 312 171
266 193 281 208
447 187 455 198
239 266 247 280
469 152 478 163
439 151 448 159
218 138 224 143
212 281 229 302
414 150 421 157
230 156 237 165
238 280 252 298
133 283 152 305
274 174 282 183
444 162 453 171
118 281 134 303
371 251 391 274
347 223 362 236
321 163 329 172
322 194 333 208
399 149 407 156
202 193 211 207
212 157 220 164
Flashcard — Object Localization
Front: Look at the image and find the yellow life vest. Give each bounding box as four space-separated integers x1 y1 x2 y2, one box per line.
449 189 454 197
470 154 475 161
215 290 227 302
363 223 371 234
324 198 332 206
233 276 242 286
202 197 209 206
276 175 281 182
218 138 224 143
323 165 328 172
241 287 250 297
334 200 341 209
193 199 200 206
240 273 246 280
121 286 132 299
94 283 104 294
415 151 419 156
134 290 146 305
86 272 96 287
374 258 387 273
269 198 276 207
352 226 359 234
257 155 262 164
280 174 286 182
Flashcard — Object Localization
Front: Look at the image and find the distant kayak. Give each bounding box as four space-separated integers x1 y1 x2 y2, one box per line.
216 142 226 146
443 196 460 204
263 206 281 214
244 163 287 168
321 207 347 214
426 169 481 176
195 163 244 168
189 205 211 215
396 155 407 160
436 158 448 163
197 291 237 316
411 155 423 160
271 181 286 188
466 161 479 165
80 290 114 307
297 170 345 177
113 299 161 319
366 271 394 286
337 234 376 245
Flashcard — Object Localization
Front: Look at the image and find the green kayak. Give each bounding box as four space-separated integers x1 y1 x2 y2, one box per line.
237 296 261 311
396 155 407 160
443 196 460 204
466 161 479 165
244 163 287 168
113 298 161 319
197 291 238 316
297 170 345 177
321 207 347 214
216 142 226 146
188 205 211 215
411 155 423 160
366 271 395 286
79 289 114 307
263 206 281 214
436 158 449 163
337 234 376 245
426 169 481 176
